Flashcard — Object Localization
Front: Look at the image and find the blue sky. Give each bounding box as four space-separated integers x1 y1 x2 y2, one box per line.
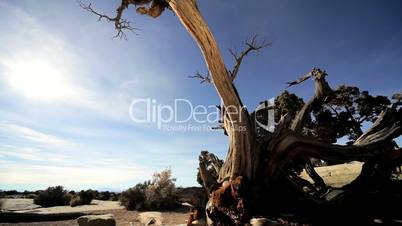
0 0 401 191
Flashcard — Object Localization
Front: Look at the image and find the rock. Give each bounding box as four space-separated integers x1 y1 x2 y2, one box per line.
138 212 163 225
77 214 116 226
250 218 284 226
191 218 206 225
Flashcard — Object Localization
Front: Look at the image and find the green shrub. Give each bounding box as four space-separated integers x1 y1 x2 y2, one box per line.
120 181 149 210
111 193 119 201
4 190 18 196
120 168 177 210
33 186 70 207
70 190 94 207
97 191 111 200
80 190 94 204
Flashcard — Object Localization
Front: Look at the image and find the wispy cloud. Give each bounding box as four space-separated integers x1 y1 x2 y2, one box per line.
0 159 153 189
0 144 67 162
0 3 133 121
0 122 68 146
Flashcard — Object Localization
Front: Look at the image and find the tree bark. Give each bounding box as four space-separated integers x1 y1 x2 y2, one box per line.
167 0 254 181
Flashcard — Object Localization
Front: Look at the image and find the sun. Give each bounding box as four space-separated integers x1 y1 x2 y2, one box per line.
3 58 75 101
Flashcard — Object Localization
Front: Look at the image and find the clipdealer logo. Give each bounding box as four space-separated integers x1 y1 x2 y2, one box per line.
129 98 274 132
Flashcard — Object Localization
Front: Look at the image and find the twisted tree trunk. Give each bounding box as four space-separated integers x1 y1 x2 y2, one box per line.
168 0 255 182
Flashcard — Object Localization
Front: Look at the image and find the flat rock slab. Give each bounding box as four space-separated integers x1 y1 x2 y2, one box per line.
77 214 116 226
138 212 163 225
250 218 284 226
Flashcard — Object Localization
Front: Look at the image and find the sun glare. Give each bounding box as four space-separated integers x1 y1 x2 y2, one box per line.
4 59 74 101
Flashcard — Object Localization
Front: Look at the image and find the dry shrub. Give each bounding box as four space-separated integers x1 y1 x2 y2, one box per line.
0 199 4 211
70 190 95 207
120 181 149 210
120 168 177 210
33 186 70 207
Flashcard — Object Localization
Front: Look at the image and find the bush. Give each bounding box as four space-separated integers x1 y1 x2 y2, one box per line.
24 194 37 199
4 190 18 196
34 186 71 207
120 181 150 210
146 168 177 210
120 168 177 210
70 190 95 207
0 199 4 211
111 192 120 201
69 196 82 207
97 191 111 200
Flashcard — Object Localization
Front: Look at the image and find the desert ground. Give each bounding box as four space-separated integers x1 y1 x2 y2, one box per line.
300 161 364 187
2 162 399 226
0 199 189 226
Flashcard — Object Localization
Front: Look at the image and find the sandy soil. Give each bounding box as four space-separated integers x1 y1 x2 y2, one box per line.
300 161 363 187
10 200 123 214
2 199 123 214
1 199 40 212
0 209 189 226
0 199 189 226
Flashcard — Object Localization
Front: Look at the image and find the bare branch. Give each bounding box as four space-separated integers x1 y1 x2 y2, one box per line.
229 35 271 81
211 124 224 130
188 71 212 84
80 0 169 39
289 68 333 132
286 71 313 88
79 1 138 39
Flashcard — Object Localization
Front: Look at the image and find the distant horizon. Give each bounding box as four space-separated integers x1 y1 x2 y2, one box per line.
1 0 402 191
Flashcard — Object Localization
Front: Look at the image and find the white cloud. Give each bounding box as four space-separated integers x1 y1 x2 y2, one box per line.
0 159 153 189
0 3 180 124
0 144 67 162
0 3 130 121
0 122 68 146
0 4 84 102
0 146 44 161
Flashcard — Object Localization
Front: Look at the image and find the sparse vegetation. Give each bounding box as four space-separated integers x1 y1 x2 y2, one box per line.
120 181 149 210
0 198 4 211
70 190 95 207
33 186 71 207
97 191 111 201
120 168 177 210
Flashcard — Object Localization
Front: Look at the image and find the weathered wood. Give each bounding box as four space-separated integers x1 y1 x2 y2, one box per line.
287 68 333 192
167 0 254 181
267 106 401 178
290 68 333 132
198 151 222 194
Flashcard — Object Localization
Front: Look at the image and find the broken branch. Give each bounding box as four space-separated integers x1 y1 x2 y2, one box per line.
229 35 270 81
188 71 212 84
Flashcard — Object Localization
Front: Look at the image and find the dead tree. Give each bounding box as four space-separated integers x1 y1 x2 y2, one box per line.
83 1 402 225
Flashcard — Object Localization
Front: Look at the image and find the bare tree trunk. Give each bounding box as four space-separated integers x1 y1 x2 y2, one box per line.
168 0 254 181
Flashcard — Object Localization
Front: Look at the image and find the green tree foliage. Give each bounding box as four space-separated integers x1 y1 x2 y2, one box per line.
275 86 391 144
274 90 305 123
